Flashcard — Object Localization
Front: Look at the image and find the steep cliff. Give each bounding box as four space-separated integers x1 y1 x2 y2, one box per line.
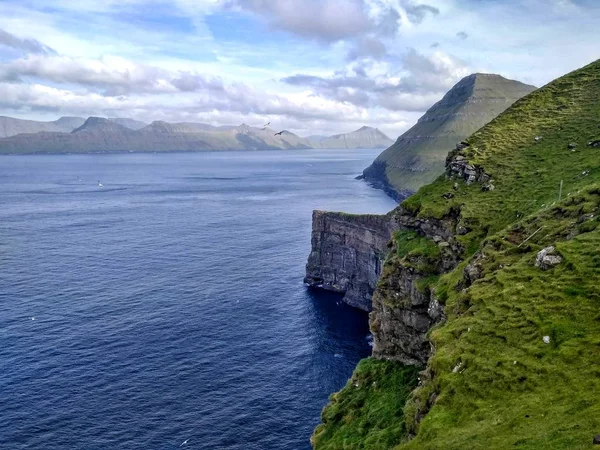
313 59 600 449
361 74 536 201
304 211 396 311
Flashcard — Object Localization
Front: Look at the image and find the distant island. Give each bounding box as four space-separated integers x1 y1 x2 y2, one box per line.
0 116 393 154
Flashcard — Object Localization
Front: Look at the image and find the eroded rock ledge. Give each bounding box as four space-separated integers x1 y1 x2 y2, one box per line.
304 211 397 311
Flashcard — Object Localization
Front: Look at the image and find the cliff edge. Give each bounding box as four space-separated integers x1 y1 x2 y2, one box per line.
313 59 600 450
304 211 397 311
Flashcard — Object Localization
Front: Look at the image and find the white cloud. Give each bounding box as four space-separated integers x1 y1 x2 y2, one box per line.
0 0 599 137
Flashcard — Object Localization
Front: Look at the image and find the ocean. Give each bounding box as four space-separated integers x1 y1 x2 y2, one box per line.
0 150 397 449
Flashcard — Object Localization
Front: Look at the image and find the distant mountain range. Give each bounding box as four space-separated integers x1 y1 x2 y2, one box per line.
0 116 393 154
361 73 537 200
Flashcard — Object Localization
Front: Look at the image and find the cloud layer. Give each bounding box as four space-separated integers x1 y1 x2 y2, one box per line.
0 0 599 137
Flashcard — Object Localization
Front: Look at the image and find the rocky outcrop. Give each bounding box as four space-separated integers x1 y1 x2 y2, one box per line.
535 246 563 270
304 211 397 311
370 208 461 365
445 142 494 186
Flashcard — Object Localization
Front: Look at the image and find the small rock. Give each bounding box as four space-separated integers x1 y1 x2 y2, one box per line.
568 143 577 149
432 235 443 243
456 225 469 235
593 434 600 445
442 192 455 200
535 246 563 270
543 336 550 344
453 182 459 191
438 242 450 248
534 136 543 142
482 183 495 192
587 140 600 148
464 263 483 285
452 361 463 373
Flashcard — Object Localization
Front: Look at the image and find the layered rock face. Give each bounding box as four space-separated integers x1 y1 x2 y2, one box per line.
304 211 397 311
370 208 460 365
362 73 536 201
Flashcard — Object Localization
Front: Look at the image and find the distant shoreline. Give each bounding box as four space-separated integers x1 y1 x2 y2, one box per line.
0 147 389 156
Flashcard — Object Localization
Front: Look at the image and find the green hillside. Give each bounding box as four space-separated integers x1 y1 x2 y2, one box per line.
313 59 600 450
362 74 536 200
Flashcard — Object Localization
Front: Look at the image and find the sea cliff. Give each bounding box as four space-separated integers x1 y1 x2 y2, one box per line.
312 59 600 449
304 211 396 311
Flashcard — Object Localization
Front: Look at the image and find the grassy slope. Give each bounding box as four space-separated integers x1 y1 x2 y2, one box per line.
371 74 536 193
312 359 419 450
314 59 600 449
403 187 600 449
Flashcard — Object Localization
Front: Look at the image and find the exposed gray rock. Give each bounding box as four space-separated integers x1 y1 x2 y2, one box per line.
304 211 397 311
370 207 461 365
446 152 494 186
464 262 483 286
456 224 470 235
427 293 446 324
535 246 563 270
587 140 600 148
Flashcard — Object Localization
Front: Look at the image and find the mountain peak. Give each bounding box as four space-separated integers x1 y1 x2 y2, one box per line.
72 117 129 133
362 72 537 199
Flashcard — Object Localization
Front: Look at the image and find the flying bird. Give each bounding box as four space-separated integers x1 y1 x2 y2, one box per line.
263 120 270 127
98 181 104 189
274 131 284 136
180 439 189 446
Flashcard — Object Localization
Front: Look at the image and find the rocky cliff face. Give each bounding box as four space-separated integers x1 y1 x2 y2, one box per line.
304 211 397 311
369 207 461 365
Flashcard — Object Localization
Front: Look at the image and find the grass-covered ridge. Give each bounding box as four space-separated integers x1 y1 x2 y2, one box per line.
403 58 600 255
312 359 419 450
313 59 600 449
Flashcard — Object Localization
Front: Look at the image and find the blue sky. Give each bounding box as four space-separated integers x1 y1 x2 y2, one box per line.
0 0 599 136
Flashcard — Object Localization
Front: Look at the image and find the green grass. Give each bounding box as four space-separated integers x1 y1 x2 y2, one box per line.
400 188 600 449
314 59 600 450
394 230 441 260
312 359 419 450
404 59 600 256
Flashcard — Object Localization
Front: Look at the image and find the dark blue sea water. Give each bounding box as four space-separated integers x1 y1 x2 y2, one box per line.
0 150 397 450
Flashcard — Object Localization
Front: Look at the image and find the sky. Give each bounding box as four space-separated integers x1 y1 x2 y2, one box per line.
0 0 599 137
